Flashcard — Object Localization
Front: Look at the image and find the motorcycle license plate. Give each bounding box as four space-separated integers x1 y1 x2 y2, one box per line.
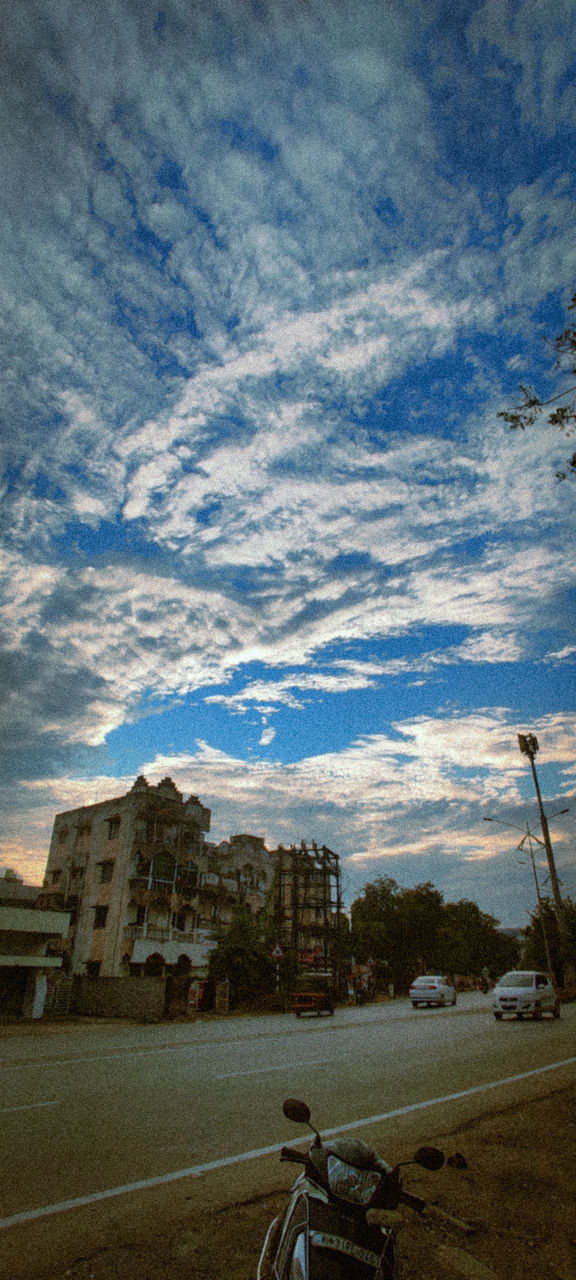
309 1231 381 1268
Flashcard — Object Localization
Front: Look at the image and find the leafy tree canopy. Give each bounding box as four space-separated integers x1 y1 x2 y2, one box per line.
207 904 276 1008
350 877 519 989
523 895 576 982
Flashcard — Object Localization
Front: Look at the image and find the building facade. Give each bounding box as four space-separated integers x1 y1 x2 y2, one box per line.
0 869 70 1019
38 776 341 990
38 775 273 978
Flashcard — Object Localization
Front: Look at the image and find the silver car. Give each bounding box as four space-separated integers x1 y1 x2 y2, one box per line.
409 975 457 1008
492 970 560 1021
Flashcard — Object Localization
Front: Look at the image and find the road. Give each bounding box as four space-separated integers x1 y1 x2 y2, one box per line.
0 994 575 1278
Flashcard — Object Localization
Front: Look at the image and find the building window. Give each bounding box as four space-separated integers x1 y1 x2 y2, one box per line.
58 827 69 844
171 910 186 932
51 869 62 885
94 905 108 929
135 905 146 926
85 960 101 977
99 861 114 884
150 851 175 884
107 815 121 840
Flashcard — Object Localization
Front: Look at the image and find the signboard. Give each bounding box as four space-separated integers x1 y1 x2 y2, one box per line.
270 944 284 959
201 938 218 956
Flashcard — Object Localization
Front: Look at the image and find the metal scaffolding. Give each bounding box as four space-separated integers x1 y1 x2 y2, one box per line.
273 841 342 975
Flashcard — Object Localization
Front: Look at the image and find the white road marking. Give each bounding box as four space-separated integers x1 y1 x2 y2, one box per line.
1 1054 575 1230
0 1101 59 1114
215 1058 330 1078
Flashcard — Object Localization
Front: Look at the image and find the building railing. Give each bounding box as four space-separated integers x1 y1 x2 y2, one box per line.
129 875 199 894
124 925 200 943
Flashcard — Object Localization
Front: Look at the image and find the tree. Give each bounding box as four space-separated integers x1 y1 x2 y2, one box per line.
523 895 576 982
396 882 445 981
499 290 576 478
350 877 404 988
207 905 276 1008
441 900 519 978
350 877 520 992
350 879 446 991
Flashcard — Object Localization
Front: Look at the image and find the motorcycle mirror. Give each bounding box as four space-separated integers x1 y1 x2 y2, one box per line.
283 1098 312 1125
413 1146 445 1171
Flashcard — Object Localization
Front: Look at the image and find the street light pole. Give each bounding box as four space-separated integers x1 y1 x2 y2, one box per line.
517 734 565 924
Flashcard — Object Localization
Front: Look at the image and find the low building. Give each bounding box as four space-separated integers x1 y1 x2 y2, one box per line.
0 902 70 1018
0 867 42 908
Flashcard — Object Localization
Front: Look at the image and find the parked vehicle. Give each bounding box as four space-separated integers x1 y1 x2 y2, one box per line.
492 970 560 1021
258 1097 445 1280
291 973 335 1017
409 975 456 1008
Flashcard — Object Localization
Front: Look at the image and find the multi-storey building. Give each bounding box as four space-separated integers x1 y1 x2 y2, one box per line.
38 776 342 994
38 775 273 977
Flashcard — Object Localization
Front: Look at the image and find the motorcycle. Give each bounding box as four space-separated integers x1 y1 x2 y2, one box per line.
258 1097 445 1280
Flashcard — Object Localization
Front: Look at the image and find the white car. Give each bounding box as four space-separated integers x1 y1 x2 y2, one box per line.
492 970 560 1021
409 975 457 1008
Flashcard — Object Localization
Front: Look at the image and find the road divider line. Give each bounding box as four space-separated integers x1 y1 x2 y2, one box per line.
2 1054 575 1230
0 1101 59 1114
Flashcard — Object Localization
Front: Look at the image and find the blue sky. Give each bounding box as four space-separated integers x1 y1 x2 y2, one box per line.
1 0 576 926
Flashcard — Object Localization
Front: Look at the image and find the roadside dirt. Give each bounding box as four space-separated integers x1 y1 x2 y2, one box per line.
46 1082 576 1280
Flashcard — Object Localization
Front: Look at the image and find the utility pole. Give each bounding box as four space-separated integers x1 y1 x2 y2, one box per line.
517 733 570 979
517 735 564 920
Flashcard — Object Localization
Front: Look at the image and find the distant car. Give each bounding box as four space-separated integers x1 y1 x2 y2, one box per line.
492 970 560 1021
409 975 457 1008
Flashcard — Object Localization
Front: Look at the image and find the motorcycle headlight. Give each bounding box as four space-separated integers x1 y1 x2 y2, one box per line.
326 1155 381 1206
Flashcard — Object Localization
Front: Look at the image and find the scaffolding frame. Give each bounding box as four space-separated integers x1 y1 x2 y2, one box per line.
274 841 342 980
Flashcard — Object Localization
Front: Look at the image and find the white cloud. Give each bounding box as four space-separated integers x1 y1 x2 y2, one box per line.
1 0 576 930
543 644 576 665
468 0 576 132
15 708 576 920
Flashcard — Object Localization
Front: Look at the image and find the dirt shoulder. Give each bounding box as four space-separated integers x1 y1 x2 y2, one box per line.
45 1082 576 1280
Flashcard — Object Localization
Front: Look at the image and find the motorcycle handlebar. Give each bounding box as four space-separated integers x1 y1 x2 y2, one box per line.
280 1145 307 1164
400 1190 426 1215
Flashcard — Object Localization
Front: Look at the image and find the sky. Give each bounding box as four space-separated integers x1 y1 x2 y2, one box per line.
1 0 576 928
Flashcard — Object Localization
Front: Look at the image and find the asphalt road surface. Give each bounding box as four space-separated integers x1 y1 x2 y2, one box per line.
1 993 575 1278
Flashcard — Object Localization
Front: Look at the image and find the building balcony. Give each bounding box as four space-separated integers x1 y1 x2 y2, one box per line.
129 875 199 901
129 876 175 893
124 925 199 944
